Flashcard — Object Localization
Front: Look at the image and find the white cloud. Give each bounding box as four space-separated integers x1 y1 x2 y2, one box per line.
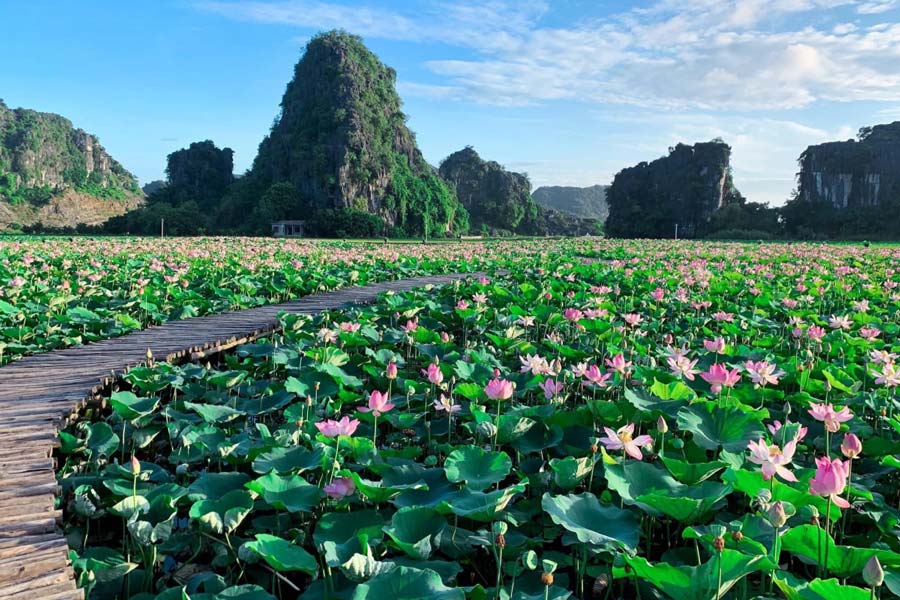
857 0 900 14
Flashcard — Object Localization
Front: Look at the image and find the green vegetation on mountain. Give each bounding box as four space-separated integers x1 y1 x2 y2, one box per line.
533 185 608 221
438 146 540 235
218 30 467 237
0 99 141 229
605 139 747 238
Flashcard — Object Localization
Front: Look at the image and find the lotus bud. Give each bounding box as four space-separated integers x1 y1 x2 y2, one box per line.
175 463 189 476
657 415 668 434
493 368 501 378
841 433 862 459
783 401 792 416
385 361 398 380
130 455 141 477
767 501 788 528
863 556 884 587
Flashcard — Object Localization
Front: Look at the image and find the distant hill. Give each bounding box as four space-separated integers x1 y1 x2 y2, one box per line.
0 99 142 229
438 146 540 235
605 139 740 238
532 185 608 221
220 30 467 237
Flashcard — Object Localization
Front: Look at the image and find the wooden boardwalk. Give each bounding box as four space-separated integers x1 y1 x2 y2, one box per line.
0 271 479 599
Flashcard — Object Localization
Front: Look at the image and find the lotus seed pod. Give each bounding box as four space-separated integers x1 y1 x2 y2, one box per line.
713 536 725 552
731 531 743 542
541 573 554 586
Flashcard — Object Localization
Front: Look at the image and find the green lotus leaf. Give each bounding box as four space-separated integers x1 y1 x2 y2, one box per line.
549 456 594 490
441 483 527 522
188 472 252 501
676 400 766 452
351 566 465 600
541 492 639 550
244 534 317 574
109 391 159 420
660 456 727 485
781 524 900 577
251 445 324 475
184 401 245 423
189 489 254 534
383 506 447 560
444 445 512 491
314 509 385 567
84 422 119 460
245 472 321 513
774 573 871 600
619 550 774 600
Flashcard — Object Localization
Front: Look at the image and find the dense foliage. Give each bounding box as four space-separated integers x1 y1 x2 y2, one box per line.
438 147 540 236
0 99 139 206
0 237 531 364
217 31 467 237
606 141 744 239
56 239 900 599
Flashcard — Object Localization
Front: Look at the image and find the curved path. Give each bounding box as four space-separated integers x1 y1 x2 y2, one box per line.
0 271 481 599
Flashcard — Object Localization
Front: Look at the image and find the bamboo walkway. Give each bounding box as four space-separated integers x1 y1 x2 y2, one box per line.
0 271 480 599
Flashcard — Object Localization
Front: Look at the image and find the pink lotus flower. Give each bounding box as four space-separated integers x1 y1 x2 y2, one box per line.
599 424 653 460
872 362 900 388
747 438 798 482
315 416 360 438
517 315 535 327
605 354 632 375
700 363 741 394
540 379 564 400
434 394 461 414
650 288 665 302
869 349 898 365
859 327 881 341
485 378 515 400
339 321 361 332
703 337 726 353
422 362 444 385
809 456 850 508
807 325 826 342
744 360 785 387
385 361 398 380
808 403 853 433
828 315 852 330
623 313 643 327
472 293 488 304
713 311 734 322
403 319 418 333
456 300 470 310
324 476 355 499
668 355 700 381
358 390 395 417
841 433 862 459
520 353 551 375
581 364 611 388
564 308 584 322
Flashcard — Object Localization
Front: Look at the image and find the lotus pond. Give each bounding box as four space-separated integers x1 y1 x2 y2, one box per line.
0 236 550 364
56 241 900 599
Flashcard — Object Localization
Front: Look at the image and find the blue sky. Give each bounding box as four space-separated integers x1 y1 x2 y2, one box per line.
2 0 900 205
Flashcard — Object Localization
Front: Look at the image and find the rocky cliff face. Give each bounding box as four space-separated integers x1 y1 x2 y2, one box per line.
798 122 900 209
438 146 540 234
533 185 608 221
244 31 465 236
0 99 141 228
605 140 738 238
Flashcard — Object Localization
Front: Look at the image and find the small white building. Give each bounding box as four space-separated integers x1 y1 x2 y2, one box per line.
271 220 306 238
